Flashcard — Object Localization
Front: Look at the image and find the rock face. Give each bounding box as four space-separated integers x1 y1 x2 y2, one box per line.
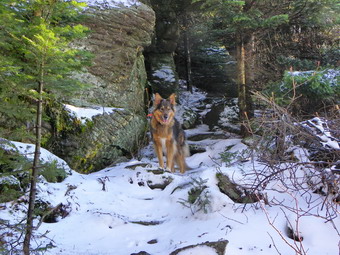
53 109 147 173
73 3 155 111
144 0 181 97
49 2 155 173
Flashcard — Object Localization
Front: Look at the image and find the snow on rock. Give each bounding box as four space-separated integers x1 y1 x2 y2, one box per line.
83 0 140 8
301 117 339 149
0 175 20 186
179 85 207 108
1 139 71 171
218 98 240 132
177 86 207 127
64 104 124 124
152 65 176 83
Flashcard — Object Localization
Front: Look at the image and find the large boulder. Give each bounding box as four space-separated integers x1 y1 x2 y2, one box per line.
54 109 147 173
72 2 155 111
48 2 155 173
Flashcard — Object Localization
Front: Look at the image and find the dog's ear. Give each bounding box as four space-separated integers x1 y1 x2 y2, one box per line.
169 93 176 105
154 93 163 106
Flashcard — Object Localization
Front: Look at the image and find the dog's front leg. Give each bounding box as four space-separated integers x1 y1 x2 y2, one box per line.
153 140 164 169
166 139 175 172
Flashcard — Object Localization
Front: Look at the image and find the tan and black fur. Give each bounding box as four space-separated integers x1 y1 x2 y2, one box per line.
150 93 189 173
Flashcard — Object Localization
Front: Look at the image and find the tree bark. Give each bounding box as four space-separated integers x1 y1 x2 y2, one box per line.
236 34 249 137
236 32 255 137
23 64 44 255
183 13 193 93
244 33 254 119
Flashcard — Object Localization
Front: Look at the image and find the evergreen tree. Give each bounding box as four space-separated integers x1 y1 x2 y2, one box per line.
0 0 91 141
193 0 338 134
194 0 291 135
0 0 90 253
0 0 36 140
262 0 339 73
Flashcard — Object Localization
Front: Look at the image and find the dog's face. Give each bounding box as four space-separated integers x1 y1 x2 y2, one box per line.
153 93 176 125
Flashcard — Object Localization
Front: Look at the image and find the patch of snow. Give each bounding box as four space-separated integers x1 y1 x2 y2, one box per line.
0 175 20 186
203 46 228 57
288 69 339 87
218 98 239 131
177 86 207 123
152 65 176 83
1 139 71 171
179 85 207 108
301 117 339 149
289 70 315 77
64 104 124 124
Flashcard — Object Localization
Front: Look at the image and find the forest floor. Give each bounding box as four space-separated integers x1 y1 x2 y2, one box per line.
1 87 339 255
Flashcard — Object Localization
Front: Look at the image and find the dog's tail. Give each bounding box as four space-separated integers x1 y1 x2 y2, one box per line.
183 142 190 157
183 142 193 170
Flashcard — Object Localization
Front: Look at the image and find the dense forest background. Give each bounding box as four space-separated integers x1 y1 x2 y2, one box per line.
0 0 339 254
176 0 339 118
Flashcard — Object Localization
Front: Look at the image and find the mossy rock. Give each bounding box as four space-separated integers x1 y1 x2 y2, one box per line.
50 109 148 173
216 173 261 203
170 240 229 255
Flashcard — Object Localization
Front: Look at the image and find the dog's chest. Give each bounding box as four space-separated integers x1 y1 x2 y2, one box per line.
151 120 173 138
160 138 167 153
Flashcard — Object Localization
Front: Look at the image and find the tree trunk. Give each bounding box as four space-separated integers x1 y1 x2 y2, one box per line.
236 34 249 137
183 13 193 93
23 65 44 255
244 33 254 119
236 32 255 137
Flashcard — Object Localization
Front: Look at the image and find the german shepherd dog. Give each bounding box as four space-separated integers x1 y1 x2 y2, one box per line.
150 93 189 173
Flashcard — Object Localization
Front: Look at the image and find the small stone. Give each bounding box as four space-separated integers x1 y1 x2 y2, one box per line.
147 239 158 244
130 252 150 255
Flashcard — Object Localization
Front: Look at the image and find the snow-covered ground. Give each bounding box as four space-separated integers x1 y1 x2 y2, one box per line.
1 89 339 255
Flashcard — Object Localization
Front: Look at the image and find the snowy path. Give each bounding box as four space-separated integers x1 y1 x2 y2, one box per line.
1 89 339 255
